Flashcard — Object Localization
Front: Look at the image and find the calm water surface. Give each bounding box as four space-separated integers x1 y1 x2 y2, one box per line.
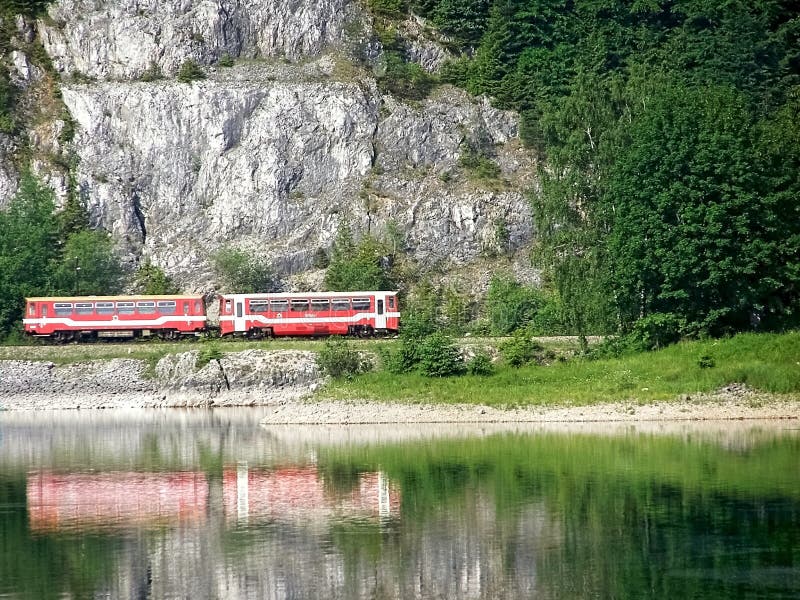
0 409 798 599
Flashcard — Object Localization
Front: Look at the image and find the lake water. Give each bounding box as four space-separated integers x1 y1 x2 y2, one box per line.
0 409 798 599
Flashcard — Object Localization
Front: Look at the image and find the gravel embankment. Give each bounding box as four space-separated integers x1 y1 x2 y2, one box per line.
0 350 320 410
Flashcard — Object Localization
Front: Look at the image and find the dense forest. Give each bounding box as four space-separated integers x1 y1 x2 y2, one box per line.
0 0 798 344
371 0 799 339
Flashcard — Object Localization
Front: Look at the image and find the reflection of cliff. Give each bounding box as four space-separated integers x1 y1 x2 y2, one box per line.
222 465 400 524
27 471 208 532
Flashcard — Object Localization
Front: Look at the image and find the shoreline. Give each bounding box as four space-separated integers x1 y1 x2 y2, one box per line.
258 392 800 425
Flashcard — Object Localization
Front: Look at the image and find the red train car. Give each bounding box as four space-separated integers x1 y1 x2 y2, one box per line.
218 291 400 337
23 294 207 341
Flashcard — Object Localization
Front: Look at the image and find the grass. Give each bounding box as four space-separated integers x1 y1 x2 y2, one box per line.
2 332 797 406
322 332 800 406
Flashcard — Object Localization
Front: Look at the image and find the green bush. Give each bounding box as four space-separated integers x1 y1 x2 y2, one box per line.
196 342 223 369
212 246 277 293
217 54 235 67
418 332 466 377
177 60 206 83
379 338 420 374
467 350 495 376
698 354 715 369
318 336 373 379
134 260 180 295
500 329 545 368
628 313 682 351
377 52 436 100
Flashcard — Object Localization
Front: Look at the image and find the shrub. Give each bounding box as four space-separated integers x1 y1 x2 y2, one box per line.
379 338 420 374
139 61 163 81
196 342 223 369
500 329 545 367
217 54 235 67
377 51 436 100
318 336 373 379
212 246 277 293
698 354 715 369
485 275 543 335
177 60 206 83
418 332 466 377
467 350 495 376
134 260 180 295
628 312 682 351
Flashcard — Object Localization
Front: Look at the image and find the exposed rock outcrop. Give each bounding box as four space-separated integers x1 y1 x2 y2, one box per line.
2 0 538 289
0 349 321 409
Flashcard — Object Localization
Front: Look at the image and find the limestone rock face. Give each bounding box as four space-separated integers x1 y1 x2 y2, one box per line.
3 0 537 288
39 0 358 80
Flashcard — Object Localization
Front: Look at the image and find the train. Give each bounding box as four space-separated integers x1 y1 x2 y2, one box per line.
22 291 400 341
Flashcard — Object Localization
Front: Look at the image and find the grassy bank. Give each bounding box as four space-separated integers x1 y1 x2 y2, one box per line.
323 332 800 406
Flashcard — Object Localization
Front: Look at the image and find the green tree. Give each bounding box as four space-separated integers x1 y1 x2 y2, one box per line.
485 274 543 335
55 229 123 295
324 225 394 291
212 247 277 293
133 260 180 295
0 174 60 336
605 83 781 334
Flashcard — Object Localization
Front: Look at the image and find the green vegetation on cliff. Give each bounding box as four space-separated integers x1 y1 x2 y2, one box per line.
373 0 800 338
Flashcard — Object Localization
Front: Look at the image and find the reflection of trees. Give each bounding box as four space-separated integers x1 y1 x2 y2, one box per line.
0 475 121 600
315 433 800 598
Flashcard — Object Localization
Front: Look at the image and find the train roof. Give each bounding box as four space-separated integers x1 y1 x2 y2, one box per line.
218 291 398 299
26 295 204 302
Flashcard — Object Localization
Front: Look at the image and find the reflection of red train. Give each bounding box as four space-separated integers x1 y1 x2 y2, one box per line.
23 295 207 341
222 465 400 523
27 471 208 532
218 291 400 337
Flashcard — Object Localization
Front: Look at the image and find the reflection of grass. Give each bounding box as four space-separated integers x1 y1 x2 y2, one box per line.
317 430 800 515
323 332 800 405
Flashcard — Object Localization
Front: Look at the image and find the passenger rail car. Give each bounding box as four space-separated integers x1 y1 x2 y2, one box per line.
23 295 207 341
218 291 400 337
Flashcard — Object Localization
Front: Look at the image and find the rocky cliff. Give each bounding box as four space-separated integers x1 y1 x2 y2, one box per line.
2 0 537 290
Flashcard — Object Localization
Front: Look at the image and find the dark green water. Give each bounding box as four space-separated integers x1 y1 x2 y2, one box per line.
0 410 798 599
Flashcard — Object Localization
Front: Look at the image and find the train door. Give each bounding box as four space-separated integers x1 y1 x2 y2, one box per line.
375 294 387 330
234 297 246 333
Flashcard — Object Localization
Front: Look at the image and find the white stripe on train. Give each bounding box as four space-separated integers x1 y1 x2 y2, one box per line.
23 316 207 327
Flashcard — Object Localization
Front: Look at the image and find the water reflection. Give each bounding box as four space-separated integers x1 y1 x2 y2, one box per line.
223 465 399 525
0 409 798 599
27 471 208 533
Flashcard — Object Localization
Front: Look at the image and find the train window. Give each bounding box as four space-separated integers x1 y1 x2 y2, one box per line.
194 300 202 313
75 302 93 315
224 299 232 314
270 300 289 312
388 296 395 309
42 305 48 317
331 299 350 311
137 301 156 314
250 300 269 313
28 303 35 316
157 301 177 315
54 303 73 316
117 302 135 315
96 302 115 315
352 298 370 311
291 299 309 312
310 299 330 312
